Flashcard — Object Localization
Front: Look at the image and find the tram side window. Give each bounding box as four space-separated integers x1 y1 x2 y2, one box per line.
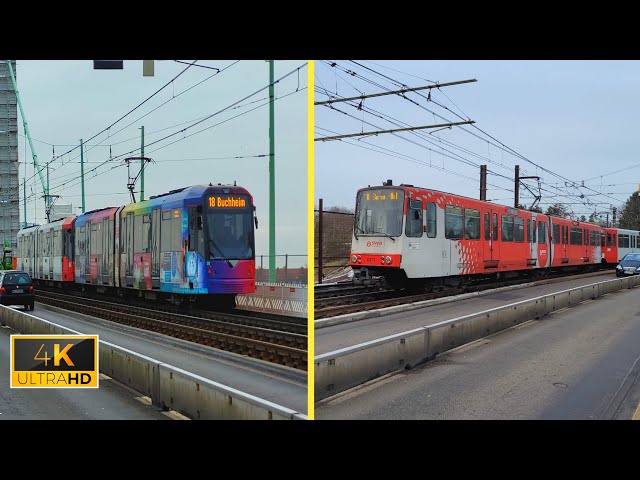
552 224 560 244
502 215 514 242
514 217 524 242
405 199 423 238
607 233 612 247
426 202 436 238
464 208 480 240
526 219 531 243
563 226 568 245
445 205 463 240
619 234 629 249
538 222 547 244
570 227 582 245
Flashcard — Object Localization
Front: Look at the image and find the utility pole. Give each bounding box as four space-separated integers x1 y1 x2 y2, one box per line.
46 161 49 209
80 139 85 213
480 165 487 201
22 178 27 228
514 165 520 208
318 199 323 284
23 159 27 227
612 207 617 227
140 126 145 201
268 60 276 283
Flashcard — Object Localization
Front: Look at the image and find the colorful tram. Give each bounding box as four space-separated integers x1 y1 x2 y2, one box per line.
349 182 640 289
16 184 257 306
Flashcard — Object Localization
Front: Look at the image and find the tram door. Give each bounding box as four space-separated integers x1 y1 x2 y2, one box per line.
537 219 549 267
483 210 500 270
151 208 160 288
527 215 538 266
126 212 134 286
562 225 569 262
102 217 110 285
583 227 589 262
83 226 90 277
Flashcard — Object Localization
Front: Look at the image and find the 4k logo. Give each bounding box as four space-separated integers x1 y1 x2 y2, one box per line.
10 335 99 388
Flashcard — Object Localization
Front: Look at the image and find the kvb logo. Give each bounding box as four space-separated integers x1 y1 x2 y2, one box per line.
366 240 383 247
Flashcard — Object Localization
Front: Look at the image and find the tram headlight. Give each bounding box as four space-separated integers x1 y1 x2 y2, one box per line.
351 255 358 263
385 256 392 265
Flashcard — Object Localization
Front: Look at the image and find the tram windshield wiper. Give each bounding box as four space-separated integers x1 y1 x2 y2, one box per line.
354 225 364 240
209 239 233 268
374 231 396 242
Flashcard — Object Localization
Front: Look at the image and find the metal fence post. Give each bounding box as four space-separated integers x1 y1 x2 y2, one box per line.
318 198 323 284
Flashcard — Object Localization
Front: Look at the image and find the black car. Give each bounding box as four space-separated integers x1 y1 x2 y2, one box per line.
0 270 35 310
615 253 640 277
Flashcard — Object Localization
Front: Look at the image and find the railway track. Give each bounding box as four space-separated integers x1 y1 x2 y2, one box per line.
34 290 307 371
34 284 305 333
315 284 377 300
315 268 615 319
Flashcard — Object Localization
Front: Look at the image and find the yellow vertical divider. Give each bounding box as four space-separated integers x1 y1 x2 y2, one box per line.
307 60 315 419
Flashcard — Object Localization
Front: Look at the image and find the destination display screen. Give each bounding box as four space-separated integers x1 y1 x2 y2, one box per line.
207 195 250 209
362 190 401 201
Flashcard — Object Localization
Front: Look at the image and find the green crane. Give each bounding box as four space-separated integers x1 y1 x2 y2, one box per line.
5 60 49 215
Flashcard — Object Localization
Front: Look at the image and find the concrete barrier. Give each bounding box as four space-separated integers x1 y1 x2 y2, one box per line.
0 305 307 420
236 283 307 318
158 365 305 420
315 275 640 401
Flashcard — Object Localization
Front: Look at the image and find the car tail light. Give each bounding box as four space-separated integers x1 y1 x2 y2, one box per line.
0 287 4 294
29 286 34 293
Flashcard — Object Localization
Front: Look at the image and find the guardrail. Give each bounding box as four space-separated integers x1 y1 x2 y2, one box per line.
315 274 640 401
0 305 307 420
236 283 307 318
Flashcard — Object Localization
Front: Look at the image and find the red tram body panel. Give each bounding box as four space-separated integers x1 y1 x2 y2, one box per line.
349 183 619 287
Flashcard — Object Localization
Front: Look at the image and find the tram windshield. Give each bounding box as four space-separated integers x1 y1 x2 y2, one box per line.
206 194 254 260
354 188 405 237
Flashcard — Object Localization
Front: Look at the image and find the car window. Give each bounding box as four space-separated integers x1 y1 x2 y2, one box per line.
2 273 31 285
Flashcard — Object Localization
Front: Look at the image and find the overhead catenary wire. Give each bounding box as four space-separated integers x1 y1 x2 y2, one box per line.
20 62 302 200
21 78 307 210
317 60 624 211
20 60 242 189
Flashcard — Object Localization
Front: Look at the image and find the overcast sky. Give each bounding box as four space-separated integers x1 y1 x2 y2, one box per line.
315 60 640 222
13 60 307 267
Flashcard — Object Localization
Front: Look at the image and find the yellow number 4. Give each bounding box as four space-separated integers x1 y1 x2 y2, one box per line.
34 343 51 366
